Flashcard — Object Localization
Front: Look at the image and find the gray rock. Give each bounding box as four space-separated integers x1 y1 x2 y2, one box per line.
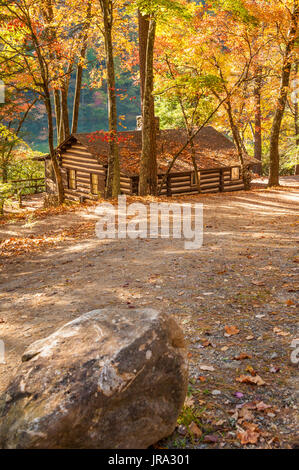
0 308 188 449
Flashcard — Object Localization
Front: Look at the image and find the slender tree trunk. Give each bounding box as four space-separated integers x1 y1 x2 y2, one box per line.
226 101 244 166
71 1 92 134
44 91 64 204
2 163 8 183
225 100 253 189
165 57 200 190
100 0 120 198
60 67 72 141
54 89 62 144
138 11 149 110
71 63 84 135
253 68 262 175
268 6 298 187
60 85 70 140
43 1 61 146
294 63 299 175
139 15 157 196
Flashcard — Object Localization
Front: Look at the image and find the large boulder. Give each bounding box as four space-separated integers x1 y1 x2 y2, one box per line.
0 308 188 449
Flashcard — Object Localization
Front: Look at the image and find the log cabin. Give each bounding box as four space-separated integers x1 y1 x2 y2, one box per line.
43 122 258 201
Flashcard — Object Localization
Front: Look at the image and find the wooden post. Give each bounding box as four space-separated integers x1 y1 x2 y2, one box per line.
220 169 224 192
166 175 171 197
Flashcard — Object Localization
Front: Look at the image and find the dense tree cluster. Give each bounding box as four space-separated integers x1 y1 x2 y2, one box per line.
0 0 298 201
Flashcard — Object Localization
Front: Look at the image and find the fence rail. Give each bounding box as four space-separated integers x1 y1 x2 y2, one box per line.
10 177 45 194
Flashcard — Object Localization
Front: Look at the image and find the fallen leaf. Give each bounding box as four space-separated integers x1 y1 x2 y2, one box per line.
199 365 215 372
224 325 240 337
234 353 252 361
204 434 219 443
189 422 202 438
246 335 255 340
215 419 226 426
184 396 195 408
236 375 266 386
237 407 255 423
237 429 260 445
237 422 261 445
245 365 256 375
252 281 265 286
273 327 290 337
255 402 271 411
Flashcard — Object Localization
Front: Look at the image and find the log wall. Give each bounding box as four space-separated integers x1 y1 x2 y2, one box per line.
60 143 106 202
57 139 245 200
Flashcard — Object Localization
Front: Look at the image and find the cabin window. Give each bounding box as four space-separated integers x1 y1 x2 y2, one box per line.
68 169 76 190
191 171 201 186
90 174 99 195
231 167 240 180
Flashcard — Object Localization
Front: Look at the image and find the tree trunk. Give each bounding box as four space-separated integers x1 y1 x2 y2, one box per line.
139 15 157 196
294 63 299 175
268 6 298 187
71 63 84 135
54 89 62 144
226 101 244 166
165 56 200 190
2 163 8 183
100 0 120 198
71 1 92 134
60 79 71 141
253 68 262 175
138 11 149 110
44 92 65 204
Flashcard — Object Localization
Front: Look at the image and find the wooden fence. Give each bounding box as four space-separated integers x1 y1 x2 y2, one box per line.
10 178 46 194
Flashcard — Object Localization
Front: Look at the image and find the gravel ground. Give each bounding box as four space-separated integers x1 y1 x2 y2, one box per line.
0 184 298 449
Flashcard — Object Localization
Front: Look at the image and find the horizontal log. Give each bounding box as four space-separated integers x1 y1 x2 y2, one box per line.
169 176 191 183
63 153 99 165
200 177 220 184
120 178 132 184
200 182 220 189
171 187 198 194
65 148 94 158
171 181 192 189
224 179 243 186
77 181 91 189
158 171 192 178
62 163 105 174
200 188 220 194
120 182 132 190
70 144 93 152
200 173 220 179
223 185 244 192
62 155 104 168
65 188 99 199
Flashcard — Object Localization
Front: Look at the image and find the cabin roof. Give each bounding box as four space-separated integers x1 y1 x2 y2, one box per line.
58 126 258 176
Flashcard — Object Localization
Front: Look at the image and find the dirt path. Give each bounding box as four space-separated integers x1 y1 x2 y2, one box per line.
0 187 298 449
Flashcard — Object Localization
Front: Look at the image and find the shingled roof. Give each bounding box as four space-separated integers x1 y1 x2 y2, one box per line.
59 126 257 176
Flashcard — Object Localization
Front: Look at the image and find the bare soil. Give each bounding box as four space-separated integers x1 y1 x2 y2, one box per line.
0 180 298 449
